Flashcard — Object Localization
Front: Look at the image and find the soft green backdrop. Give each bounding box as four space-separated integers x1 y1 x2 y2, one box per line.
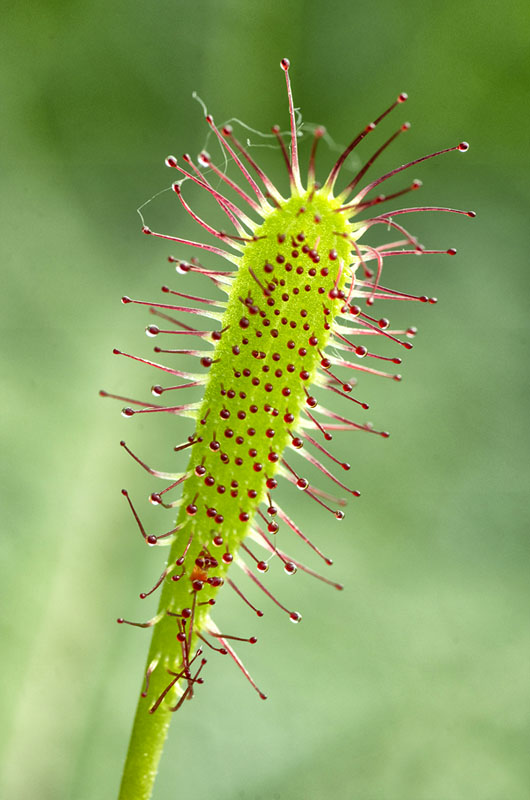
1 1 529 799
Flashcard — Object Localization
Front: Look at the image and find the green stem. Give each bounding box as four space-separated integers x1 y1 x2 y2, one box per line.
117 556 188 800
117 674 171 800
117 515 222 799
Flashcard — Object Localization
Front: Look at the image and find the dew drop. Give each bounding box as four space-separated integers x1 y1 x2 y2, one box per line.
289 611 302 624
176 261 191 275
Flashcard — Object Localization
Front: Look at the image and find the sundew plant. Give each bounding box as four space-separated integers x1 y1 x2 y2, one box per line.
102 58 473 800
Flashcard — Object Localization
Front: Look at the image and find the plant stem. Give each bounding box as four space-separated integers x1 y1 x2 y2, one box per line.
117 575 180 800
117 678 171 800
117 534 207 800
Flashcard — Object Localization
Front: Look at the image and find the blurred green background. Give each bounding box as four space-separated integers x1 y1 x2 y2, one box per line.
2 1 529 798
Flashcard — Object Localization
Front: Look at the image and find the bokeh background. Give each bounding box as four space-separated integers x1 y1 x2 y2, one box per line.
2 1 529 798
